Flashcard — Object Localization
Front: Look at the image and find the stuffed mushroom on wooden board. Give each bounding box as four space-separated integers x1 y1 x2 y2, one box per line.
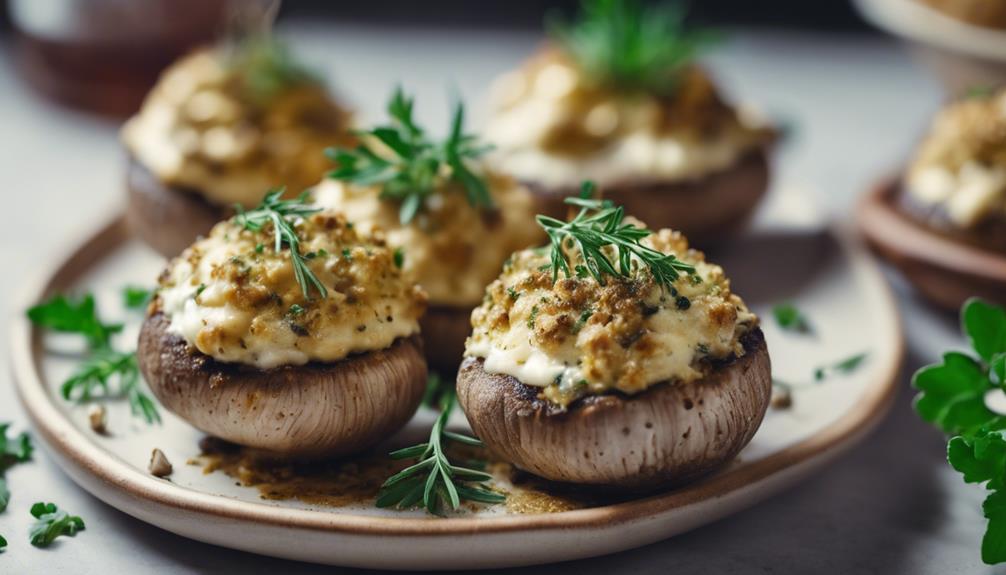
457 192 771 489
484 0 775 245
137 191 428 458
123 38 355 258
316 88 542 375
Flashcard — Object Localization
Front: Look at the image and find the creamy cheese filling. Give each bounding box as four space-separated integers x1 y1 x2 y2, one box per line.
122 48 352 208
906 90 1006 229
465 229 757 407
485 54 770 189
156 212 425 369
312 176 542 307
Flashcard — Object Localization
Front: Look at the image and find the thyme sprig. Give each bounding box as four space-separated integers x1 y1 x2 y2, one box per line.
536 182 695 288
326 88 493 224
376 391 504 516
235 189 327 300
549 0 718 96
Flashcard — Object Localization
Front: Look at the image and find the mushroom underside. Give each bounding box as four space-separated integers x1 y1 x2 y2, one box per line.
456 328 772 490
524 149 770 245
126 158 228 259
138 312 428 458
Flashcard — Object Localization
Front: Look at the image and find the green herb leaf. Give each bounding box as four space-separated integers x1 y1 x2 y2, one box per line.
27 294 122 351
227 36 320 104
549 0 718 95
0 533 6 551
122 286 152 309
28 294 160 424
28 502 85 548
537 182 695 289
235 188 327 300
813 352 868 382
377 391 504 515
915 298 1006 564
964 298 1006 364
326 87 493 224
772 302 812 334
0 424 33 513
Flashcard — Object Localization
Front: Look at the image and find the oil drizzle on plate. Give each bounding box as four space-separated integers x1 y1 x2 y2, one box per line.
194 437 619 514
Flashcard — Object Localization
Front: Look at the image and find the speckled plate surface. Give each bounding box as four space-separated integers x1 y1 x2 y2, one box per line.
11 198 903 570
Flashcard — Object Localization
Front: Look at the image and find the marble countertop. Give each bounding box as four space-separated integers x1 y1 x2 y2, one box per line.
0 22 992 574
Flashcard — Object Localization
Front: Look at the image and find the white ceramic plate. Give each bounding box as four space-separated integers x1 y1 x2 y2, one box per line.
11 207 903 570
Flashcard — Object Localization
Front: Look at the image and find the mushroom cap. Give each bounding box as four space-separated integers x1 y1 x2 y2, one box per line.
126 157 225 259
523 149 770 245
419 303 475 376
138 312 428 458
456 328 771 489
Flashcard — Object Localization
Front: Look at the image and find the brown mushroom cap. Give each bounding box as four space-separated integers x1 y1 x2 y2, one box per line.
138 312 428 458
126 157 226 259
897 180 1006 253
456 328 771 490
523 149 770 245
419 303 476 376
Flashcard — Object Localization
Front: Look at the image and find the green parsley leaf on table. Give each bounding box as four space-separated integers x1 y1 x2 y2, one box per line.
122 285 152 309
326 87 493 225
549 0 718 96
772 302 812 334
913 298 1006 564
27 293 160 424
377 391 504 516
0 533 6 551
28 502 85 548
0 423 33 513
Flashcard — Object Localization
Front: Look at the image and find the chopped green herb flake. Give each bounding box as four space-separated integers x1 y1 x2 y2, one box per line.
122 286 152 309
29 502 85 548
772 302 812 334
393 247 405 269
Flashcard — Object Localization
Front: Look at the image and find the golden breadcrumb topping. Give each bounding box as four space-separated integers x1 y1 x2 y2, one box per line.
156 211 426 368
466 227 757 407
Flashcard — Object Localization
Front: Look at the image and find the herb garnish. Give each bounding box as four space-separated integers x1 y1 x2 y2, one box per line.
537 182 695 288
28 502 85 548
235 189 327 300
0 424 32 513
228 36 320 104
377 391 504 516
0 534 6 551
914 298 1006 563
27 294 160 424
549 0 717 96
122 286 152 310
326 87 493 224
772 302 812 334
813 352 868 382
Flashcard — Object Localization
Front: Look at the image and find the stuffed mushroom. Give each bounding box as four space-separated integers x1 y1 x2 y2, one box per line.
122 37 355 258
137 192 428 457
899 88 1006 252
315 88 541 374
457 195 771 489
485 0 774 243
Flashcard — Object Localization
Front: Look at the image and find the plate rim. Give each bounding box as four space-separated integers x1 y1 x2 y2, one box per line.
10 216 906 537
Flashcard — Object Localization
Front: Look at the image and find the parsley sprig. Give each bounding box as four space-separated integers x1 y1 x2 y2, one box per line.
914 298 1006 563
772 302 813 334
326 88 493 224
377 390 504 516
27 294 160 424
0 424 33 513
549 0 717 95
29 502 85 548
537 182 695 288
235 189 327 300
